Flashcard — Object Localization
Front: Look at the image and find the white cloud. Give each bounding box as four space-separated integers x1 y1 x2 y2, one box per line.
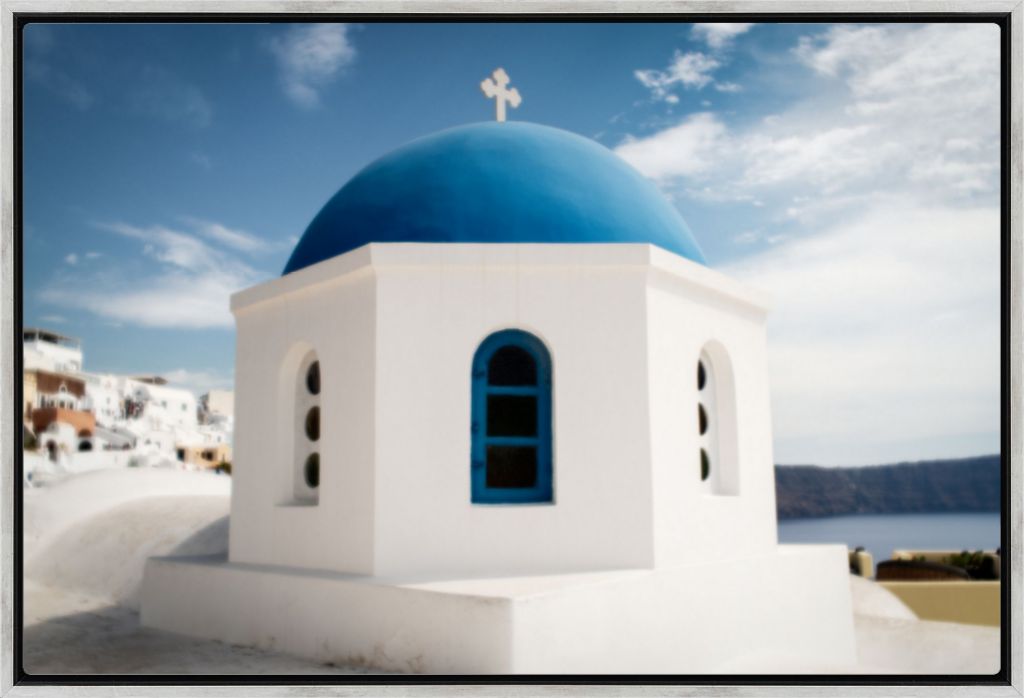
691 23 754 49
131 67 212 128
635 51 721 100
103 222 213 270
618 24 1000 464
183 218 270 253
64 251 102 265
42 221 267 330
618 24 999 213
733 230 787 246
270 24 356 108
39 314 66 324
725 205 999 465
161 368 234 395
634 34 749 102
26 61 95 110
24 25 95 110
615 112 727 180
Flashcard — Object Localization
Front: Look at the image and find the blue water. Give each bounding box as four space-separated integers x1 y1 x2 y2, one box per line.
777 512 1001 565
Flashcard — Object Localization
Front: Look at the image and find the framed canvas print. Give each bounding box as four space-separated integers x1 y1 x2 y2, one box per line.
1 2 1020 695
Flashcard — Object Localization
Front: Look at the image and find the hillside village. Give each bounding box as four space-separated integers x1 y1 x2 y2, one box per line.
22 327 233 485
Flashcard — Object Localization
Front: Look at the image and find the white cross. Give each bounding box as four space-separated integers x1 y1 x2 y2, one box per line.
480 68 521 122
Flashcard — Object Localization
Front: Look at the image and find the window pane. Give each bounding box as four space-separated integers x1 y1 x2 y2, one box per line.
488 345 537 386
304 452 320 488
487 395 537 436
701 448 711 481
698 403 708 435
306 361 321 395
697 361 707 391
305 406 320 441
486 445 538 488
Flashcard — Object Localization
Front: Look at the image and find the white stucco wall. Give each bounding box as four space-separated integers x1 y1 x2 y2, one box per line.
369 244 656 577
645 247 778 567
142 543 856 673
229 253 377 574
227 243 775 579
82 373 122 423
23 339 82 373
203 389 235 418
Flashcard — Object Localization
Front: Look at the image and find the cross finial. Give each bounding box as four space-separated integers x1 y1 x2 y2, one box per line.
480 67 521 122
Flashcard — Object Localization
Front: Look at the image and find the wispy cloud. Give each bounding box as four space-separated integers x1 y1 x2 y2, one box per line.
24 25 95 110
131 66 213 128
633 29 752 103
39 314 67 324
618 25 999 213
691 23 754 49
617 24 1000 464
725 205 999 465
269 24 356 108
26 61 95 110
42 220 268 329
190 152 213 170
161 368 234 395
733 229 786 246
182 217 271 253
63 251 102 266
635 51 721 101
615 112 727 180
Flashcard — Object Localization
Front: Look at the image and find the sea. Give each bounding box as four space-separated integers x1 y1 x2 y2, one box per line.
776 511 1002 565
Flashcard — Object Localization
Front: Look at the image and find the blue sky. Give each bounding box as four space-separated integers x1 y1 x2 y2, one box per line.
22 21 1001 465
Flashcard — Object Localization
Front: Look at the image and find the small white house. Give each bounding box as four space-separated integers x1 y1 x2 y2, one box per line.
142 121 856 673
23 328 83 374
80 372 123 423
201 389 234 421
125 377 197 429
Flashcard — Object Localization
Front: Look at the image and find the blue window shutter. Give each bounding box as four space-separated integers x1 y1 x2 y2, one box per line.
470 329 553 504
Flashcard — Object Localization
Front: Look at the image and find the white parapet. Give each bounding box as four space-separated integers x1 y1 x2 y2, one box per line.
141 543 856 674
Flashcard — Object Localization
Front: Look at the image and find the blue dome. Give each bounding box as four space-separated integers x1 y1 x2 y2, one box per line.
283 122 706 275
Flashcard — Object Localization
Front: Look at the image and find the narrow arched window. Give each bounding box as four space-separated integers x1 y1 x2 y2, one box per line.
697 353 717 486
696 343 739 495
471 329 553 504
294 352 321 504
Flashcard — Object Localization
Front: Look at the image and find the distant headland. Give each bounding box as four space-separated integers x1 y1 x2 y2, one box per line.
775 455 1001 520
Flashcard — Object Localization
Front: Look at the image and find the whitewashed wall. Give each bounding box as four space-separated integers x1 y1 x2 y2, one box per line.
228 243 775 578
229 251 377 574
645 247 778 567
371 244 654 577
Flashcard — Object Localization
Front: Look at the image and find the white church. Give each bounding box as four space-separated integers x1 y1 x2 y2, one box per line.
141 71 856 673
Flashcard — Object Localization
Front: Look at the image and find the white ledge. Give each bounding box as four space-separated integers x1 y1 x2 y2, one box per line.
231 242 770 317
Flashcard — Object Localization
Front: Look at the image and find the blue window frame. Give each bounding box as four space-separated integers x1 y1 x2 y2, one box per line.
471 329 553 504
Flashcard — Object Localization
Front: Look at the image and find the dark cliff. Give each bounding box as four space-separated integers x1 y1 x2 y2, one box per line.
775 455 1000 519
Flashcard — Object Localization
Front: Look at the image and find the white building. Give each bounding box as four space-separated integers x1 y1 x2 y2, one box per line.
200 389 234 422
23 328 82 373
80 372 123 423
125 376 198 430
142 121 855 673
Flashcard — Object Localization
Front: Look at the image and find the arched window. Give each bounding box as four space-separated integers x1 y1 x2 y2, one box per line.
696 344 739 495
471 329 553 504
697 353 717 486
294 352 321 504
